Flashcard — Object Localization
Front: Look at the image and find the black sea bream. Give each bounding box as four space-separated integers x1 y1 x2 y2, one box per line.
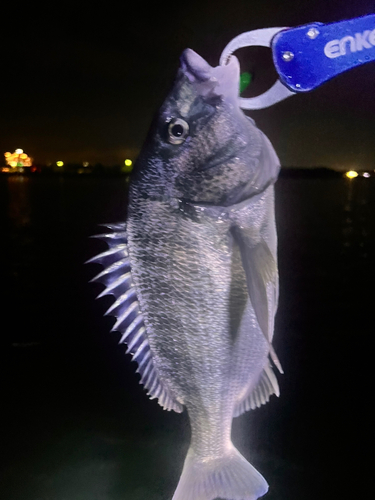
90 49 282 500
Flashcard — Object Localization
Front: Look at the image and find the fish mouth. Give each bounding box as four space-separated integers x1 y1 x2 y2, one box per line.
180 49 213 82
180 48 240 102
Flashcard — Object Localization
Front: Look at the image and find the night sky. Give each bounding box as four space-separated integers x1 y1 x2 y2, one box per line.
2 1 375 168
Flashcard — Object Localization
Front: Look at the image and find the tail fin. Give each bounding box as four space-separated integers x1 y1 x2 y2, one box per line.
172 445 268 500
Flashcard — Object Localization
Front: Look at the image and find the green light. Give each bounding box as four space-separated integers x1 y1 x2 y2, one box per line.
124 159 132 167
56 161 64 167
239 72 252 93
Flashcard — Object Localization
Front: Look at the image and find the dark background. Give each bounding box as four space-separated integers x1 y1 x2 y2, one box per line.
1 1 374 499
0 173 373 499
2 1 375 167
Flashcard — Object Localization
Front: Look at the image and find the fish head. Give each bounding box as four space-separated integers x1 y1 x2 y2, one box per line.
131 49 280 206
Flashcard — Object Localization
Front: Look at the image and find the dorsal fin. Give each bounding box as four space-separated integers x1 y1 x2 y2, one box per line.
233 362 279 417
89 222 183 413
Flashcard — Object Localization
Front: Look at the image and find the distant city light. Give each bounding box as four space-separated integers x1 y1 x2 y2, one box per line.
345 170 358 179
56 161 64 167
362 172 370 178
1 167 10 173
4 149 32 168
82 161 89 167
123 158 133 174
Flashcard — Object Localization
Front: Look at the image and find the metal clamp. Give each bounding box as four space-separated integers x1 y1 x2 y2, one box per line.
220 27 296 110
220 15 375 110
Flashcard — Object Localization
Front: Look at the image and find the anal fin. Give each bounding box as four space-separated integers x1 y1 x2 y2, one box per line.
233 362 279 417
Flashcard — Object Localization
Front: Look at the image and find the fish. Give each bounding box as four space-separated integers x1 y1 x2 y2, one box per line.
88 48 282 500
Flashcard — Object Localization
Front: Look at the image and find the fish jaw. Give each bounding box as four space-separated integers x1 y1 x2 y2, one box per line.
180 48 241 106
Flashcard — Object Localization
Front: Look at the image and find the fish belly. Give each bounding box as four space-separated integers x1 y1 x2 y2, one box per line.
127 197 269 454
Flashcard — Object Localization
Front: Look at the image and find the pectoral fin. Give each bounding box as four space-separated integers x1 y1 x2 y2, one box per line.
232 227 283 373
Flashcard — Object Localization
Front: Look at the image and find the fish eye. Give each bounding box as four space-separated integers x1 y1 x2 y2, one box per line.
167 118 189 145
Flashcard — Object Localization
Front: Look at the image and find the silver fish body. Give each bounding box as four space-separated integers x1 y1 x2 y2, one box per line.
90 49 281 500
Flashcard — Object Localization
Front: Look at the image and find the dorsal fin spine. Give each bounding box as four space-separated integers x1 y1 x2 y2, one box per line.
150 375 159 394
126 323 146 351
111 299 138 332
136 350 151 370
92 231 128 241
105 287 136 316
96 271 132 298
85 245 128 264
91 258 130 283
148 377 159 397
133 351 151 373
101 272 132 294
90 224 184 414
132 340 149 362
142 366 155 386
139 361 153 382
145 367 156 393
153 384 162 399
98 222 127 231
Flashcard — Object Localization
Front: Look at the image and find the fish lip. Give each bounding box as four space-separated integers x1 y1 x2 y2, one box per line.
180 48 240 102
180 48 213 82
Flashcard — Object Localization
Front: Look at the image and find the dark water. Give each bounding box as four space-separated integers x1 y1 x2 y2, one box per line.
0 174 373 499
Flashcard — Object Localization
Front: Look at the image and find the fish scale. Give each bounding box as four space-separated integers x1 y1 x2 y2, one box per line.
127 197 269 455
90 48 282 500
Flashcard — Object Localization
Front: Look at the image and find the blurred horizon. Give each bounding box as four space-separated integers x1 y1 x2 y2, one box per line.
2 1 375 169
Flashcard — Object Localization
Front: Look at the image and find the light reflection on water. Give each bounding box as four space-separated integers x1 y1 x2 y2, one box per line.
7 175 32 227
342 176 372 258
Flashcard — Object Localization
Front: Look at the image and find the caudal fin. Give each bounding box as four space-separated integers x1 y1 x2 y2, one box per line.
172 445 268 500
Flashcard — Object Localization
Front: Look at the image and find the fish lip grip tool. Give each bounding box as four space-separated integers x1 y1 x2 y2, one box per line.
220 14 375 109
